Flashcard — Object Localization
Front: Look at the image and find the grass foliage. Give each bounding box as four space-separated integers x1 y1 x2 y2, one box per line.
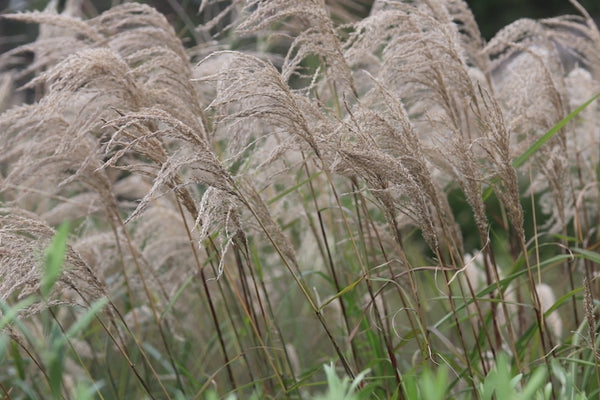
1 0 600 398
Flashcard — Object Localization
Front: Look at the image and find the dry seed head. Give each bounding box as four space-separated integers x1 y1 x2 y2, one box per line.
205 51 322 156
238 0 355 96
0 209 107 316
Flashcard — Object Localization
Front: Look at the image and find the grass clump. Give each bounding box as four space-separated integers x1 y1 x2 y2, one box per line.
1 0 600 398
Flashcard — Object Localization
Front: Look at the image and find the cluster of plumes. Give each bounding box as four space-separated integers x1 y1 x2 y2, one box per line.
207 0 600 257
0 1 242 334
485 5 600 236
196 0 600 367
1 0 600 393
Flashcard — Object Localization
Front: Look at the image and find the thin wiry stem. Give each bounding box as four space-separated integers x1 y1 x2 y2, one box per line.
303 155 361 370
235 181 357 380
173 196 238 389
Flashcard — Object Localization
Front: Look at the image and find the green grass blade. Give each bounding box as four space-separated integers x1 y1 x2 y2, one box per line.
484 92 599 200
65 297 109 339
512 92 600 169
42 222 70 298
267 171 323 205
160 274 194 320
572 247 600 264
318 275 365 311
0 297 36 331
47 324 66 399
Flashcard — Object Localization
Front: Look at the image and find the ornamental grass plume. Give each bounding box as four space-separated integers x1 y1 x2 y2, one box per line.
0 208 106 312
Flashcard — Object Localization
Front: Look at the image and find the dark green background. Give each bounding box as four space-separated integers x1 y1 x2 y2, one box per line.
466 0 600 39
1 1 600 51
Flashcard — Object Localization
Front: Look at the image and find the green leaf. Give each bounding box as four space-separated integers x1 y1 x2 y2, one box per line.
572 248 600 264
420 365 448 400
161 274 194 320
0 297 36 331
42 222 70 298
267 171 323 205
47 324 66 399
484 92 600 200
402 373 420 400
512 92 600 169
9 339 26 380
314 363 369 400
318 275 365 311
65 297 109 339
517 367 547 400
